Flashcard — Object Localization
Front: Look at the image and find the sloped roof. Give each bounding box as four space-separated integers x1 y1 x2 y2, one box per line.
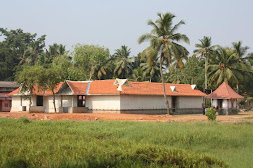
8 82 64 96
8 79 206 97
0 81 19 88
88 80 206 96
66 81 89 95
206 82 244 99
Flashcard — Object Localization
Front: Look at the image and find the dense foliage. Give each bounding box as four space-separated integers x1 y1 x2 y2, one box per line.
206 108 217 121
2 118 253 167
0 12 252 100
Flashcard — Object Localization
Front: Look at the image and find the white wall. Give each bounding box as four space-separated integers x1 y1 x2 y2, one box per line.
44 96 61 113
222 99 229 108
177 96 203 108
11 96 35 112
120 95 171 110
212 99 218 108
86 95 120 110
11 96 21 112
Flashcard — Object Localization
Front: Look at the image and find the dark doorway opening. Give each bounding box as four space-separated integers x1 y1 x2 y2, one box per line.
218 99 222 109
77 95 85 107
36 96 43 106
172 96 177 112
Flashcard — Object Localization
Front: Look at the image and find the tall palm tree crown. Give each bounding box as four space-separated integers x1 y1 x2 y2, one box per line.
194 36 215 90
138 12 189 114
208 46 246 86
114 45 133 79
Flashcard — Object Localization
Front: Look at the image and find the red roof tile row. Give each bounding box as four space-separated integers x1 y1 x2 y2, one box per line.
9 79 206 97
89 80 206 96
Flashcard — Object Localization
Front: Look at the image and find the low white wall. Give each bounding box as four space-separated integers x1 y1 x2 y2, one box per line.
120 95 171 110
86 95 120 110
177 96 203 108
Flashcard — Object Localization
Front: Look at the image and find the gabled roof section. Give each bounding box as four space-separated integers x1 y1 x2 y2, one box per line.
206 82 244 99
66 81 89 95
8 82 64 96
113 78 131 91
88 80 206 96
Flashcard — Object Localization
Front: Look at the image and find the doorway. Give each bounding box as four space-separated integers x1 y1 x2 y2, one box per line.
36 96 43 106
172 96 177 112
218 99 223 109
77 95 85 107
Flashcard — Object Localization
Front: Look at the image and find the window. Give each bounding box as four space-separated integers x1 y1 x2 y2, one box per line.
77 95 85 107
4 103 8 107
36 96 43 106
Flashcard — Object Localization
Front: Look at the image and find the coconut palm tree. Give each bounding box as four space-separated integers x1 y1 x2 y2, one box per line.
232 41 250 92
194 36 215 91
208 46 247 86
141 59 161 82
138 12 189 113
132 67 145 82
89 60 110 80
114 45 133 78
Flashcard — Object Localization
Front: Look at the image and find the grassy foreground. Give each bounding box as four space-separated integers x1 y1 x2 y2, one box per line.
0 118 252 168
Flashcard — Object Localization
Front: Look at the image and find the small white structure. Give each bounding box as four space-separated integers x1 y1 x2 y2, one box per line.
206 82 244 115
9 79 206 114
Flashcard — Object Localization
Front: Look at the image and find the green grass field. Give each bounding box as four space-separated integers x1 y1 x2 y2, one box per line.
0 118 253 168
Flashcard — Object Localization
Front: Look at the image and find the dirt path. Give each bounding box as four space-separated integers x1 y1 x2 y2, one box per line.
1 111 253 123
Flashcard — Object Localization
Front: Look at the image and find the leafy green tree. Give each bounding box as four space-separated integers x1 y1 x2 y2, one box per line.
44 67 62 113
72 44 110 80
51 55 84 81
15 65 44 108
114 45 133 78
194 36 215 91
138 12 189 113
0 28 46 80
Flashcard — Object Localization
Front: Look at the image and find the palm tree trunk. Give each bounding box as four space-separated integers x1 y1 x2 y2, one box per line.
204 58 208 107
205 58 208 90
160 53 170 114
52 90 57 113
236 84 239 93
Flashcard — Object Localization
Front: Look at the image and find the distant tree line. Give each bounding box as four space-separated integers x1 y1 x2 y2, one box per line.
0 12 252 105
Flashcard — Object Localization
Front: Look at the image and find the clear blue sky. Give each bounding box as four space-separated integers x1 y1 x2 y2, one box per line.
1 0 253 56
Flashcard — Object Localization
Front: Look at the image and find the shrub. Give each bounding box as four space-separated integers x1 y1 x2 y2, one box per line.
206 108 216 121
4 159 29 168
18 117 30 123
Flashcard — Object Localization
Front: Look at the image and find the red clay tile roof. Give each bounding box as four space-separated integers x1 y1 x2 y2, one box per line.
66 81 89 95
8 82 64 96
88 80 206 96
9 80 206 97
206 82 244 99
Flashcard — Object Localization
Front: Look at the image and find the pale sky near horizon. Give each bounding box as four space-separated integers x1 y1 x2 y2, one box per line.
1 0 253 56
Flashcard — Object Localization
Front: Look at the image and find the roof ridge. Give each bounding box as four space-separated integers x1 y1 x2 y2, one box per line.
223 82 231 98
